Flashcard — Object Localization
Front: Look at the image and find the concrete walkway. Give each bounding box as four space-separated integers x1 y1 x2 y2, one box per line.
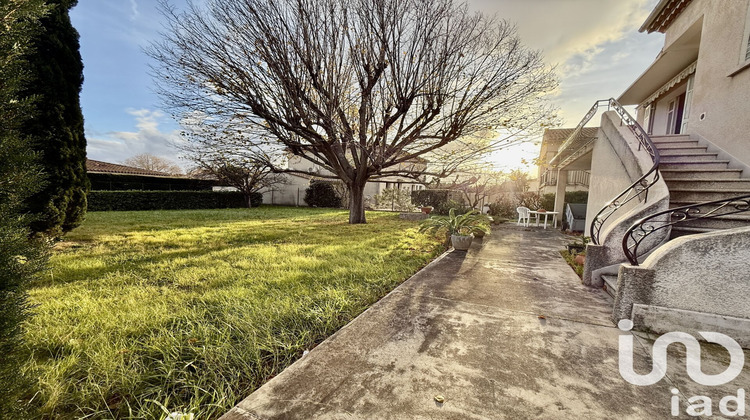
221 224 750 420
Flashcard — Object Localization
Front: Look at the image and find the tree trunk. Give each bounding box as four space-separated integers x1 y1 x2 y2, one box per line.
348 181 367 224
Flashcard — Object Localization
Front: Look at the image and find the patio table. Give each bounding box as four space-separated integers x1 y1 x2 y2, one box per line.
528 211 559 229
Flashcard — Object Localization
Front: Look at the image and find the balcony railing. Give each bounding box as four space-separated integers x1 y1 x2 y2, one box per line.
539 169 590 188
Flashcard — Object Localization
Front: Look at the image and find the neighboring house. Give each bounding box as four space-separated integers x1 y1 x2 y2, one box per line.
549 0 750 344
537 128 595 195
261 154 426 206
87 159 217 191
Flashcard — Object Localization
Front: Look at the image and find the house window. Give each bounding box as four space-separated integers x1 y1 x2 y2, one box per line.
742 4 750 64
643 103 655 135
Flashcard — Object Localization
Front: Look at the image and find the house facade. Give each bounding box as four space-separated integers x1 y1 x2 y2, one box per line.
549 0 750 344
537 128 594 195
621 0 750 171
261 155 425 207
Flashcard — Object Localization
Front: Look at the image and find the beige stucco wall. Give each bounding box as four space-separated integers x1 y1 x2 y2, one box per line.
662 0 750 165
584 125 631 235
261 174 310 206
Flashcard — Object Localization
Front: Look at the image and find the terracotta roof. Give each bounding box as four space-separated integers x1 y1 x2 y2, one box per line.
86 159 174 177
640 0 693 34
542 127 599 145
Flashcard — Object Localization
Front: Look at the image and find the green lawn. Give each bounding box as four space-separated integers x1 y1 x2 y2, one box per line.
24 207 443 419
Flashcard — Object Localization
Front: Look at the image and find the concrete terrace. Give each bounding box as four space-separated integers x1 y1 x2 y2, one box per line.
221 224 750 420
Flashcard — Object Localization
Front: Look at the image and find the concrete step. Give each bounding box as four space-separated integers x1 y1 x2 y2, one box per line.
669 188 750 202
655 146 708 154
602 274 618 299
662 214 750 230
670 226 715 239
659 153 720 162
659 160 731 170
659 168 743 180
652 140 701 148
655 144 706 152
664 178 750 190
651 134 692 142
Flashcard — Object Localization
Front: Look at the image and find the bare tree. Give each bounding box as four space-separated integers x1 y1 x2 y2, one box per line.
444 168 505 209
149 0 557 223
123 153 183 175
184 137 286 207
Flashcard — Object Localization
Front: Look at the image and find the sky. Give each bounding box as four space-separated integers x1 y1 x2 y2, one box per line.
70 0 665 173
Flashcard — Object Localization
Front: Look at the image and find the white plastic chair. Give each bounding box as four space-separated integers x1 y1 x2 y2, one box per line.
516 206 531 227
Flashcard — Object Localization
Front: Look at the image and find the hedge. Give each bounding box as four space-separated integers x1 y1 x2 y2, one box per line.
304 181 342 208
87 191 262 211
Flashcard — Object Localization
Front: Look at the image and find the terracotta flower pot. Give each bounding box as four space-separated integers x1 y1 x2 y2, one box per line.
451 234 473 251
420 206 433 214
574 254 586 265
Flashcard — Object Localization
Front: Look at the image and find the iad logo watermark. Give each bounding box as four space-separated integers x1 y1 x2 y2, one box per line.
618 319 746 417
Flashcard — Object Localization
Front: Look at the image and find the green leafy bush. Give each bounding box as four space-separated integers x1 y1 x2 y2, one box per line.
541 191 588 212
304 181 342 208
247 192 263 207
87 191 254 211
565 191 589 204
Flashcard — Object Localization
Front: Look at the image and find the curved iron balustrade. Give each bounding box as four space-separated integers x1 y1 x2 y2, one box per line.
587 99 661 245
549 99 608 168
622 194 750 266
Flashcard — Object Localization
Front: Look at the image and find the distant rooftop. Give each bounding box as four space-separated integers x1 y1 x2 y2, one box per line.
86 159 174 177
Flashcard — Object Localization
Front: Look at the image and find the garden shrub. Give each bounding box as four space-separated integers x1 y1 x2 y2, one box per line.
247 192 263 208
488 197 517 219
87 191 254 211
541 191 588 212
565 191 588 204
516 191 543 210
304 181 341 208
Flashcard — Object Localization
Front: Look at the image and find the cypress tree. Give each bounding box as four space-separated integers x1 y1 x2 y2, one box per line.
0 0 50 417
22 0 89 236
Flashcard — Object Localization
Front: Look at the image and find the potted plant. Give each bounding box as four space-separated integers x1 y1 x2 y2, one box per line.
419 209 492 251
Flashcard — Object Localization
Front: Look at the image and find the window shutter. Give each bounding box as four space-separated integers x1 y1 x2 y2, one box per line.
746 34 750 61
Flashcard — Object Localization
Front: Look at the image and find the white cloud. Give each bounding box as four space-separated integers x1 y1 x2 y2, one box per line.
129 0 140 20
468 0 663 124
86 109 188 167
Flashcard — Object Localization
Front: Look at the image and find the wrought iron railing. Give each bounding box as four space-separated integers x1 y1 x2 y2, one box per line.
539 169 590 189
549 100 606 168
584 99 661 245
622 194 750 265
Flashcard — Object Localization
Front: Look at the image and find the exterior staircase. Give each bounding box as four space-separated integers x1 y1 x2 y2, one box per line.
653 134 750 238
601 133 750 299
